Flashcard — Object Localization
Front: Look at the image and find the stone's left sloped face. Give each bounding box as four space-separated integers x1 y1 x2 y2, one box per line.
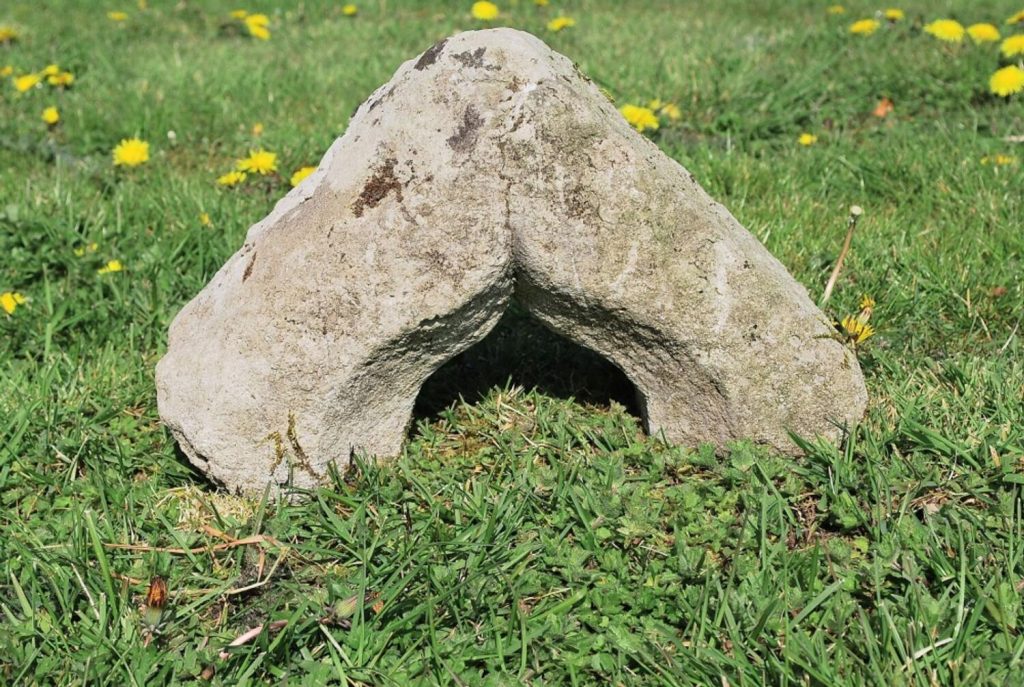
156 32 547 491
157 28 868 495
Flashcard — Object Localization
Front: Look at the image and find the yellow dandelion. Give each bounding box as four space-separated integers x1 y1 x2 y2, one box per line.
342 4 358 16
42 64 60 77
1001 34 1024 57
244 13 270 40
547 16 575 32
113 138 150 166
535 0 549 5
924 19 965 43
856 295 875 324
990 65 1024 97
980 154 1018 165
98 260 123 275
619 104 659 133
47 71 75 87
251 122 264 136
471 2 499 21
0 26 19 44
967 23 1001 43
107 11 128 21
1 292 26 315
841 315 874 344
74 242 99 257
235 149 277 175
798 133 818 146
826 5 846 15
659 103 681 121
1007 10 1024 25
41 106 59 125
1 66 12 77
13 73 41 93
290 166 316 187
229 9 248 19
884 9 904 21
199 212 213 227
849 19 880 35
217 170 247 187
245 13 270 27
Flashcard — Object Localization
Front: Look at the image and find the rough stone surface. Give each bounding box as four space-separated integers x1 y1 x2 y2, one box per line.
156 28 868 493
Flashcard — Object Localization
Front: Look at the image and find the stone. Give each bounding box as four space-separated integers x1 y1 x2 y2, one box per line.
156 28 868 493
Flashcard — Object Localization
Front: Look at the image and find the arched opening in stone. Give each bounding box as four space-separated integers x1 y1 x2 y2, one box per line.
412 303 644 428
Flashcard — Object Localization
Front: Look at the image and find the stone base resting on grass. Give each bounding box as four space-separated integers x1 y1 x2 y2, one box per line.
155 28 868 493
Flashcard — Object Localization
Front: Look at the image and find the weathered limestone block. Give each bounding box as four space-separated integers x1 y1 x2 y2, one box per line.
156 29 868 493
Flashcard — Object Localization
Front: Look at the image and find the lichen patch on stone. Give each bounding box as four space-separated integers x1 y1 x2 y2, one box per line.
447 105 484 153
414 38 448 70
352 158 403 217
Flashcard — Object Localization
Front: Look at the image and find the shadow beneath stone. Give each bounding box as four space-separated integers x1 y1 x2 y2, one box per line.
413 304 643 423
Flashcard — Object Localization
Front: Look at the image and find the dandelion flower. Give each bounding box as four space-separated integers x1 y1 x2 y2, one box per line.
471 2 499 21
13 73 41 93
0 66 12 77
967 23 1001 43
619 104 659 133
74 242 99 257
1008 10 1024 25
856 296 875 324
1001 34 1024 57
884 9 904 21
0 25 19 43
244 13 270 40
245 13 270 28
980 154 1017 165
251 122 264 136
41 106 59 125
826 5 845 15
924 19 965 43
98 260 123 274
798 133 818 146
535 0 549 5
199 212 213 227
990 65 1024 97
42 64 60 77
236 149 277 174
107 11 128 21
547 16 575 32
1 292 26 315
849 19 879 35
113 138 150 166
48 71 74 87
230 9 248 19
342 4 358 16
648 99 681 121
217 170 247 187
290 166 316 187
841 315 874 344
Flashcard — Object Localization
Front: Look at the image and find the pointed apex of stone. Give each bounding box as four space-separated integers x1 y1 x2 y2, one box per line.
156 29 867 493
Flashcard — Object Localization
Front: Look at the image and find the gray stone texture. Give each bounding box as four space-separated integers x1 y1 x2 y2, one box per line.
156 29 868 493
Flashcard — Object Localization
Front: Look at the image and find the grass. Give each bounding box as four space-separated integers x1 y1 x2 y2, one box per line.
1 0 1023 684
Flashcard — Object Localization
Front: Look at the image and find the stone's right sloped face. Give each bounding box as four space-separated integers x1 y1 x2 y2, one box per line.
500 70 867 453
156 28 868 495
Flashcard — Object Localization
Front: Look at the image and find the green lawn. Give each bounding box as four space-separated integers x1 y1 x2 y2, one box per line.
2 1 1024 684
